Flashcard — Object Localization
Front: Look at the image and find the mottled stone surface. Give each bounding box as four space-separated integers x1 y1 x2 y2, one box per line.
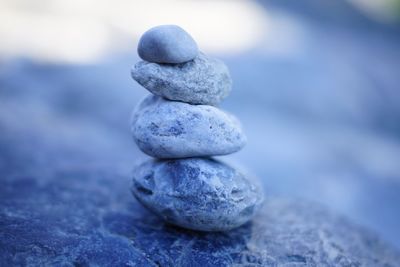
1 169 399 266
131 53 232 105
138 25 198 64
131 95 246 158
131 158 264 231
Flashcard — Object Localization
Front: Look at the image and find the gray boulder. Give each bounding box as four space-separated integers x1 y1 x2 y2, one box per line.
131 158 264 231
137 25 198 64
131 53 232 105
131 95 246 158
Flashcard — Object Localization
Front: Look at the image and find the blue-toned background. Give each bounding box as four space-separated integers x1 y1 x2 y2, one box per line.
1 0 400 260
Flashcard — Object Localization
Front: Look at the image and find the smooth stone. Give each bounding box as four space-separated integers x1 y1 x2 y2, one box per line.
131 158 264 232
131 95 246 158
137 25 198 64
131 53 232 105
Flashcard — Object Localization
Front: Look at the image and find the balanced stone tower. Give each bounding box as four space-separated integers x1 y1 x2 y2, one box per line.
130 25 263 231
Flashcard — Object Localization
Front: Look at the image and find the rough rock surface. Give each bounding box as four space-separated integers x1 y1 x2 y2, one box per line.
1 170 399 266
131 95 246 158
131 158 264 231
131 53 232 105
138 25 198 64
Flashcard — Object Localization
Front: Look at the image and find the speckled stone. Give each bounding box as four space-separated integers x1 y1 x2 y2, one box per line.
2 166 400 266
131 158 264 231
137 25 199 64
131 53 232 105
131 95 247 158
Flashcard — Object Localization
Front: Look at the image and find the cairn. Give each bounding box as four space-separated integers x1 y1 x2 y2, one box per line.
130 25 263 231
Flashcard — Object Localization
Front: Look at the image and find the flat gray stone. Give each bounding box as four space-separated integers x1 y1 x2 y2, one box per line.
131 95 247 158
131 53 232 105
138 25 198 64
131 158 264 232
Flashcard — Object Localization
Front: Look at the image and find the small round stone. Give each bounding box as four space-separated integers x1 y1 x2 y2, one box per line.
131 95 247 158
131 158 264 231
137 25 199 64
131 53 232 105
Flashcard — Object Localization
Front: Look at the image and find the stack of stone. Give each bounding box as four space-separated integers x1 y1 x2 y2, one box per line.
130 25 263 231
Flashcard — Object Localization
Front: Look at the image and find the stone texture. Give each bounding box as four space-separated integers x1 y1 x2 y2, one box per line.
138 25 198 64
131 158 264 231
131 95 246 158
2 170 399 266
131 53 232 105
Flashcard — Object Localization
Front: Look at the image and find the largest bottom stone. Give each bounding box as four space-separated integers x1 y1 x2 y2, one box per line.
131 158 264 231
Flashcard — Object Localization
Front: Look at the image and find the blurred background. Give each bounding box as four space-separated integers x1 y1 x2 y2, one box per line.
1 0 400 250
